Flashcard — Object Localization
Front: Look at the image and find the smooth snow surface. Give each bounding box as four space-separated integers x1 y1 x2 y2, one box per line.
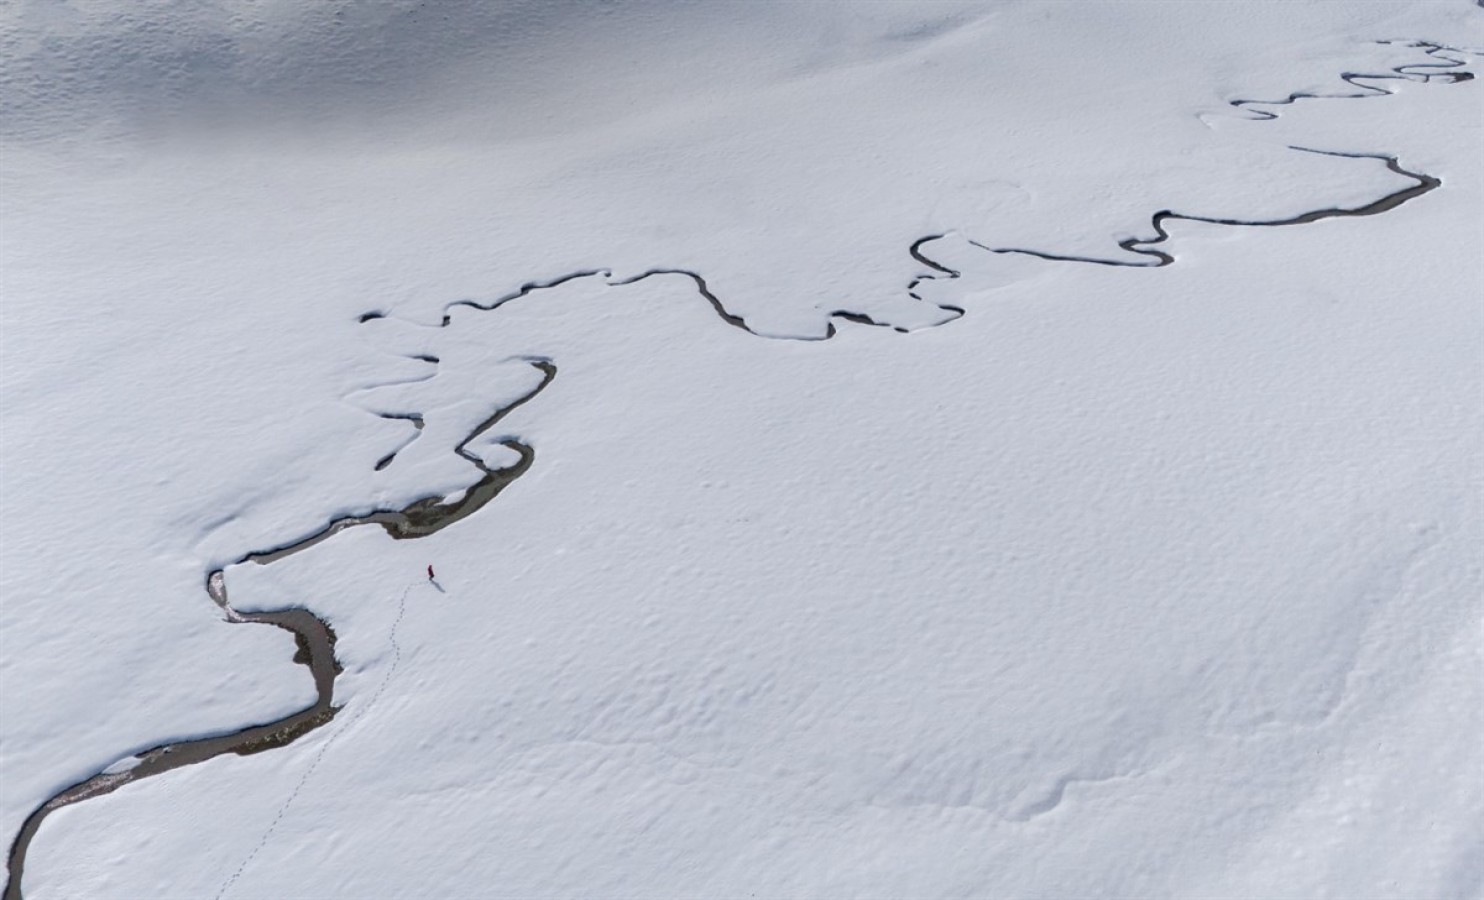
2 1 1481 898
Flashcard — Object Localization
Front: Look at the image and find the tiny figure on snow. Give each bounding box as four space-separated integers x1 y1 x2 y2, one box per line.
427 564 436 581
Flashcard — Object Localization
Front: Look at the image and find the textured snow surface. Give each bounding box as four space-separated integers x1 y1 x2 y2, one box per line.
2 1 1481 898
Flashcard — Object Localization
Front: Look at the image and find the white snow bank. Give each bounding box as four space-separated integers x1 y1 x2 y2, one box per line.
3 1 1481 897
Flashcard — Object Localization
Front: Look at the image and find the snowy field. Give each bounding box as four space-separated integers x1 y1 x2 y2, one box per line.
2 1 1481 897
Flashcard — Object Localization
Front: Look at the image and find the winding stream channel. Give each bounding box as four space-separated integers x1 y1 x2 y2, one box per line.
3 363 558 900
3 39 1475 900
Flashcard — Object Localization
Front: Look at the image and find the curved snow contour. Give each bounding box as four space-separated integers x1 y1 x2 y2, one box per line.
3 36 1475 900
1 363 558 900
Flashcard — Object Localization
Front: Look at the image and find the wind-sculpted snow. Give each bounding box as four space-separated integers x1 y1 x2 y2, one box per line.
3 2 1482 897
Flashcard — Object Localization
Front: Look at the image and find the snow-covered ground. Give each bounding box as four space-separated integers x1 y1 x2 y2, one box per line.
2 2 1481 897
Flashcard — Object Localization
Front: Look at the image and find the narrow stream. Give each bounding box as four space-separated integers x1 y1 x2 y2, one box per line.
960 150 1442 269
2 361 559 900
1224 40 1473 121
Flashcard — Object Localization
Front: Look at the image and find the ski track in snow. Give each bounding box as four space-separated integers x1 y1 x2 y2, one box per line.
3 36 1477 900
214 581 415 900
